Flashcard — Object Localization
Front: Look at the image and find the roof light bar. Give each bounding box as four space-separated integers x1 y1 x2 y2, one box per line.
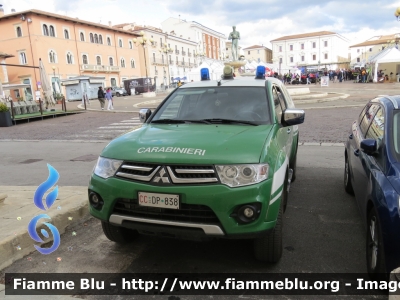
255 66 266 79
201 68 210 81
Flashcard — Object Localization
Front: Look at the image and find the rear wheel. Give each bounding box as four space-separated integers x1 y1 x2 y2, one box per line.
366 209 387 280
101 221 138 244
253 194 283 262
344 154 354 194
116 92 121 97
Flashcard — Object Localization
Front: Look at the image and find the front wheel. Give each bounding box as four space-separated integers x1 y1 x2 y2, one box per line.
101 221 138 244
253 201 283 262
116 92 121 97
344 154 354 194
366 209 387 280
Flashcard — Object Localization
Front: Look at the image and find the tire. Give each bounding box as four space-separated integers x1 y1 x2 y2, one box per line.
101 221 138 244
344 154 354 194
366 209 387 280
254 194 283 262
116 92 121 97
289 142 298 183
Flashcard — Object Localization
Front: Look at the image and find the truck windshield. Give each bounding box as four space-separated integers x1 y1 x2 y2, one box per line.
151 87 271 125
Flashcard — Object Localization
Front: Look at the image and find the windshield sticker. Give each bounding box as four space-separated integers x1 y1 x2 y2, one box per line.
137 147 206 156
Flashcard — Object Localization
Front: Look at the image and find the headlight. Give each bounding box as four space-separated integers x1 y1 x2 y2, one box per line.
216 164 269 187
93 157 123 179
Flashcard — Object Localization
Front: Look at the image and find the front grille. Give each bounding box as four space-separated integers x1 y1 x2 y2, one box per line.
115 162 219 184
113 198 220 224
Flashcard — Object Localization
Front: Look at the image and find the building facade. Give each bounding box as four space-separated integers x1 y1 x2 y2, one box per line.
0 9 142 101
242 45 272 63
114 23 198 88
161 17 226 62
270 31 350 71
349 34 400 67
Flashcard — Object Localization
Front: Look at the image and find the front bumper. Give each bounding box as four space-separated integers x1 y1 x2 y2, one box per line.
89 174 281 238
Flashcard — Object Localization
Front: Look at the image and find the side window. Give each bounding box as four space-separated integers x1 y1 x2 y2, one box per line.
272 87 283 124
359 104 379 137
358 103 370 124
366 107 385 169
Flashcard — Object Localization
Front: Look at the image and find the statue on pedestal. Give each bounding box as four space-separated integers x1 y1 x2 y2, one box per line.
228 26 240 61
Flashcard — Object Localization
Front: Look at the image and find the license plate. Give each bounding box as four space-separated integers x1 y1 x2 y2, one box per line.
138 192 180 209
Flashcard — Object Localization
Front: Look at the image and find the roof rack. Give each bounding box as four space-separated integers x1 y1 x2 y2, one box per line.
380 95 399 109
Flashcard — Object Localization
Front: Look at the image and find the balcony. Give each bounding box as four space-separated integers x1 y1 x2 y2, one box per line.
151 59 168 66
80 64 120 73
175 50 180 55
188 62 197 67
151 41 158 48
182 51 186 56
188 52 192 57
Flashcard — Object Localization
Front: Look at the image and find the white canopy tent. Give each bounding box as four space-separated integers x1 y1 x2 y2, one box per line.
368 47 400 82
187 60 225 82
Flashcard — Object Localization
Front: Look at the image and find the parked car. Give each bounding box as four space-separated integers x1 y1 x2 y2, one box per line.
89 67 305 263
105 87 128 97
344 95 400 279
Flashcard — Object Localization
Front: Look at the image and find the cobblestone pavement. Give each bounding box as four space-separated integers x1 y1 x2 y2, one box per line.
0 106 360 143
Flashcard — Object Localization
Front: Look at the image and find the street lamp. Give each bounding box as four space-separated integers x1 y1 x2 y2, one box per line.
395 7 400 20
51 66 56 99
133 31 153 92
159 45 173 88
195 52 205 65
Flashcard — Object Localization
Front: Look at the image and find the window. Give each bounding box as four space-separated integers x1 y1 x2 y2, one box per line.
154 66 158 75
109 57 114 66
279 57 282 63
43 24 49 36
82 54 88 64
324 40 328 47
130 59 135 68
248 51 250 55
121 58 125 68
279 46 282 52
290 57 293 63
119 39 122 47
107 37 111 46
301 55 304 62
160 37 163 47
272 87 284 124
312 54 316 60
369 48 372 52
290 45 293 51
80 32 85 41
49 50 57 63
357 49 360 53
111 78 116 86
49 25 55 37
99 35 103 44
257 50 260 54
129 41 133 49
366 107 385 168
360 104 380 136
312 42 316 48
64 29 69 39
357 57 360 62
324 53 328 59
162 55 164 64
301 43 304 50
16 26 22 37
66 52 73 64
96 56 101 65
153 53 156 63
19 52 27 64
94 34 99 43
90 33 94 43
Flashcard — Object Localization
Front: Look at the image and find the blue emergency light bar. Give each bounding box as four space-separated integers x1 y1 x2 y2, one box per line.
201 68 210 80
255 66 266 79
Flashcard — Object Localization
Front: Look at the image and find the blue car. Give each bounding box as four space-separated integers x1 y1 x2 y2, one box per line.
344 95 400 279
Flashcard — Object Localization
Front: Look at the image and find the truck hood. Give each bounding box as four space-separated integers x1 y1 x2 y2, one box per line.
102 124 273 164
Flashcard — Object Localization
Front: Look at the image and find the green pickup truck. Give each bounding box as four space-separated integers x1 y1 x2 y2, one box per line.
89 67 305 262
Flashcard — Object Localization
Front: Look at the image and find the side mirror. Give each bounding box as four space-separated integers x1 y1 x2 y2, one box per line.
283 109 305 126
360 139 377 156
139 108 152 123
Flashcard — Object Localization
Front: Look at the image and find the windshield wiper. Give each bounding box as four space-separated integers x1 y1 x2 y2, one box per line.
151 119 186 124
201 118 258 126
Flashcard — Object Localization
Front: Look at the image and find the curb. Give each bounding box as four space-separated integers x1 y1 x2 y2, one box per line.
294 93 349 104
0 189 89 271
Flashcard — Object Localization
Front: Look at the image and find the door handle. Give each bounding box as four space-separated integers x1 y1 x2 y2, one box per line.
354 149 360 157
349 134 353 139
287 128 291 134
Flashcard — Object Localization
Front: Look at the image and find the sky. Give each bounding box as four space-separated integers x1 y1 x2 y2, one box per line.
2 0 400 48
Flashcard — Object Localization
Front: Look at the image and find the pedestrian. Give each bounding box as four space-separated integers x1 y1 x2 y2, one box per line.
105 87 114 110
177 80 183 87
97 86 105 110
306 73 311 85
